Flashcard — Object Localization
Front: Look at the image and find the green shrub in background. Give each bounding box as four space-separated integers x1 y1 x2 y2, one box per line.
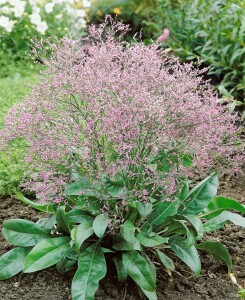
89 0 245 106
154 0 245 106
87 0 156 39
0 0 90 71
0 71 39 196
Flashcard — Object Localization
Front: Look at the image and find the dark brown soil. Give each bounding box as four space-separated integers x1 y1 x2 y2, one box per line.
0 170 244 300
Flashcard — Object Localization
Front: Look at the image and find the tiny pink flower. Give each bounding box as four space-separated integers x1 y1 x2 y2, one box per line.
158 28 170 42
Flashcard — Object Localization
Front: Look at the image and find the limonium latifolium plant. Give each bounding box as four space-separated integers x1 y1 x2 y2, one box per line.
0 17 245 300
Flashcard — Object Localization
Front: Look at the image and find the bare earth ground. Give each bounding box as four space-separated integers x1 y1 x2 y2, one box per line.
0 169 244 300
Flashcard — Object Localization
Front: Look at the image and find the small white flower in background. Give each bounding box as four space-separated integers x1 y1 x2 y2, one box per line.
0 15 14 32
29 0 37 5
5 20 14 32
0 0 8 4
0 6 11 14
76 9 86 18
13 1 26 18
30 13 41 25
82 0 91 8
45 2 54 14
74 18 86 30
31 5 41 14
52 0 64 4
36 20 48 34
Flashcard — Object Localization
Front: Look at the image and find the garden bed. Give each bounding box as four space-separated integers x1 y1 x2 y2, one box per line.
0 169 244 300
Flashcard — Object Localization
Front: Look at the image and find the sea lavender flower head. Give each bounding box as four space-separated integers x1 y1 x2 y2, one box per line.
0 16 243 206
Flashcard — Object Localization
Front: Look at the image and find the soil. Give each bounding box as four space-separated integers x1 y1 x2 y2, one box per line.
0 170 244 300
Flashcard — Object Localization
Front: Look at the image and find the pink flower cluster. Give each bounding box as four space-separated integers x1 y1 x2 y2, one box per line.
0 17 243 204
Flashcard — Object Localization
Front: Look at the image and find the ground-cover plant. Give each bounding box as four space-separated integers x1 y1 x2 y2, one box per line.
0 17 244 299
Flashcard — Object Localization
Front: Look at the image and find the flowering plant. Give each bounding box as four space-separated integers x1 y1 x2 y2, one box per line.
0 0 91 61
0 18 244 299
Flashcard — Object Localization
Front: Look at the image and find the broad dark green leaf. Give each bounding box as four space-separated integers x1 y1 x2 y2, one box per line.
2 219 50 247
122 251 156 292
67 209 93 224
170 220 196 248
0 247 31 280
56 206 70 233
178 173 218 215
24 236 70 273
196 241 232 273
15 192 55 213
201 196 245 219
39 214 57 232
64 178 98 197
136 202 153 218
203 211 245 232
140 287 157 300
72 243 106 300
179 182 189 202
136 232 168 247
156 250 175 272
103 177 125 198
113 257 128 282
176 214 204 240
148 201 178 227
71 220 94 251
113 220 141 251
93 214 109 238
56 257 76 274
169 236 201 275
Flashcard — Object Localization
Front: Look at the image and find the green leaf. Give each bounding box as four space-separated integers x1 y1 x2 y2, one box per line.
136 232 168 247
200 196 245 219
56 206 70 233
24 236 70 273
148 200 178 227
179 182 189 202
92 214 109 238
122 251 156 292
155 250 175 272
2 219 50 247
196 241 232 273
67 209 93 224
170 220 196 248
113 257 128 282
15 192 55 213
140 287 157 300
103 176 125 198
72 243 107 300
56 256 77 275
64 178 99 197
39 214 57 232
113 220 141 251
203 211 245 232
169 236 201 275
176 214 204 240
178 173 218 215
71 220 94 251
136 202 153 218
56 257 76 274
0 247 31 280
181 154 193 167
